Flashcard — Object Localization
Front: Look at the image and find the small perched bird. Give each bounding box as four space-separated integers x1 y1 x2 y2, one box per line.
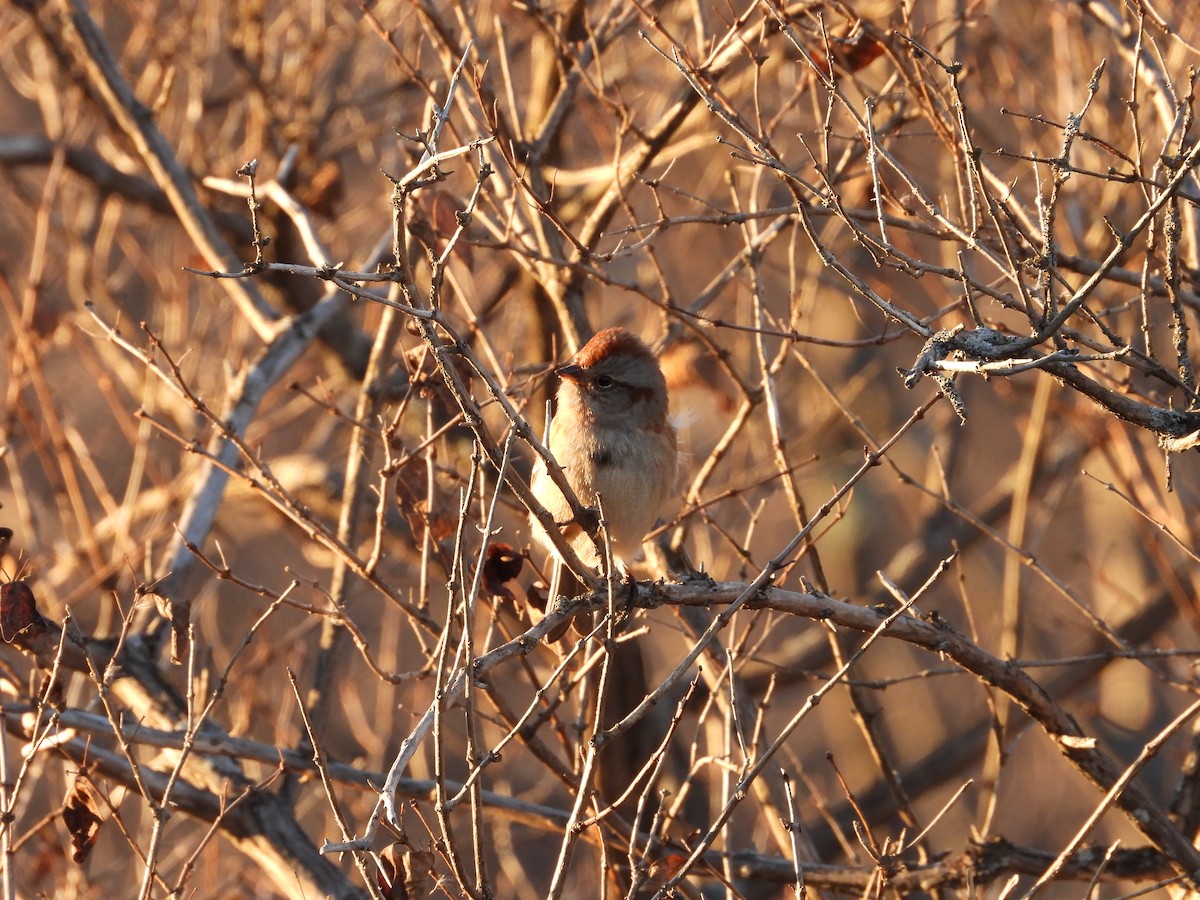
530 327 678 601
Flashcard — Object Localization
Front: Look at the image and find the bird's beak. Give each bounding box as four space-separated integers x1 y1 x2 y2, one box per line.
555 363 585 383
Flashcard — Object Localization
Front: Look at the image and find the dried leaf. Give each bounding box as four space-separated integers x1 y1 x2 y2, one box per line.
404 847 436 898
524 580 548 614
647 839 691 883
394 463 455 542
62 775 104 863
376 842 437 900
481 542 523 603
809 28 886 77
376 843 408 900
0 581 48 643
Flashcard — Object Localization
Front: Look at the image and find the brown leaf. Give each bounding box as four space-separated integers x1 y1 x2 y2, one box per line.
31 305 63 340
481 542 524 603
647 841 690 883
376 842 437 900
427 191 460 238
62 774 104 863
394 462 455 542
0 581 48 643
809 28 885 77
404 847 436 897
525 579 549 614
376 843 408 900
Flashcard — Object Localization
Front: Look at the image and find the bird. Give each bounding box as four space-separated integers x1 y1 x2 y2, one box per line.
529 327 678 634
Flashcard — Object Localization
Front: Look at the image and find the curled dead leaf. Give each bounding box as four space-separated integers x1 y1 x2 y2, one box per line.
62 773 104 864
481 542 524 603
376 841 436 900
0 581 49 643
808 27 886 77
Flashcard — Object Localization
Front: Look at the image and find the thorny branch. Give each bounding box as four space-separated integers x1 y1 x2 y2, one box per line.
7 2 1200 898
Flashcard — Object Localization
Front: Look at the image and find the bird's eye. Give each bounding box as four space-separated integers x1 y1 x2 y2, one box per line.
594 374 615 389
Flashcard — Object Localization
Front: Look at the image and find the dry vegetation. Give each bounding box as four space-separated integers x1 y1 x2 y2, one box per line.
5 0 1200 897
